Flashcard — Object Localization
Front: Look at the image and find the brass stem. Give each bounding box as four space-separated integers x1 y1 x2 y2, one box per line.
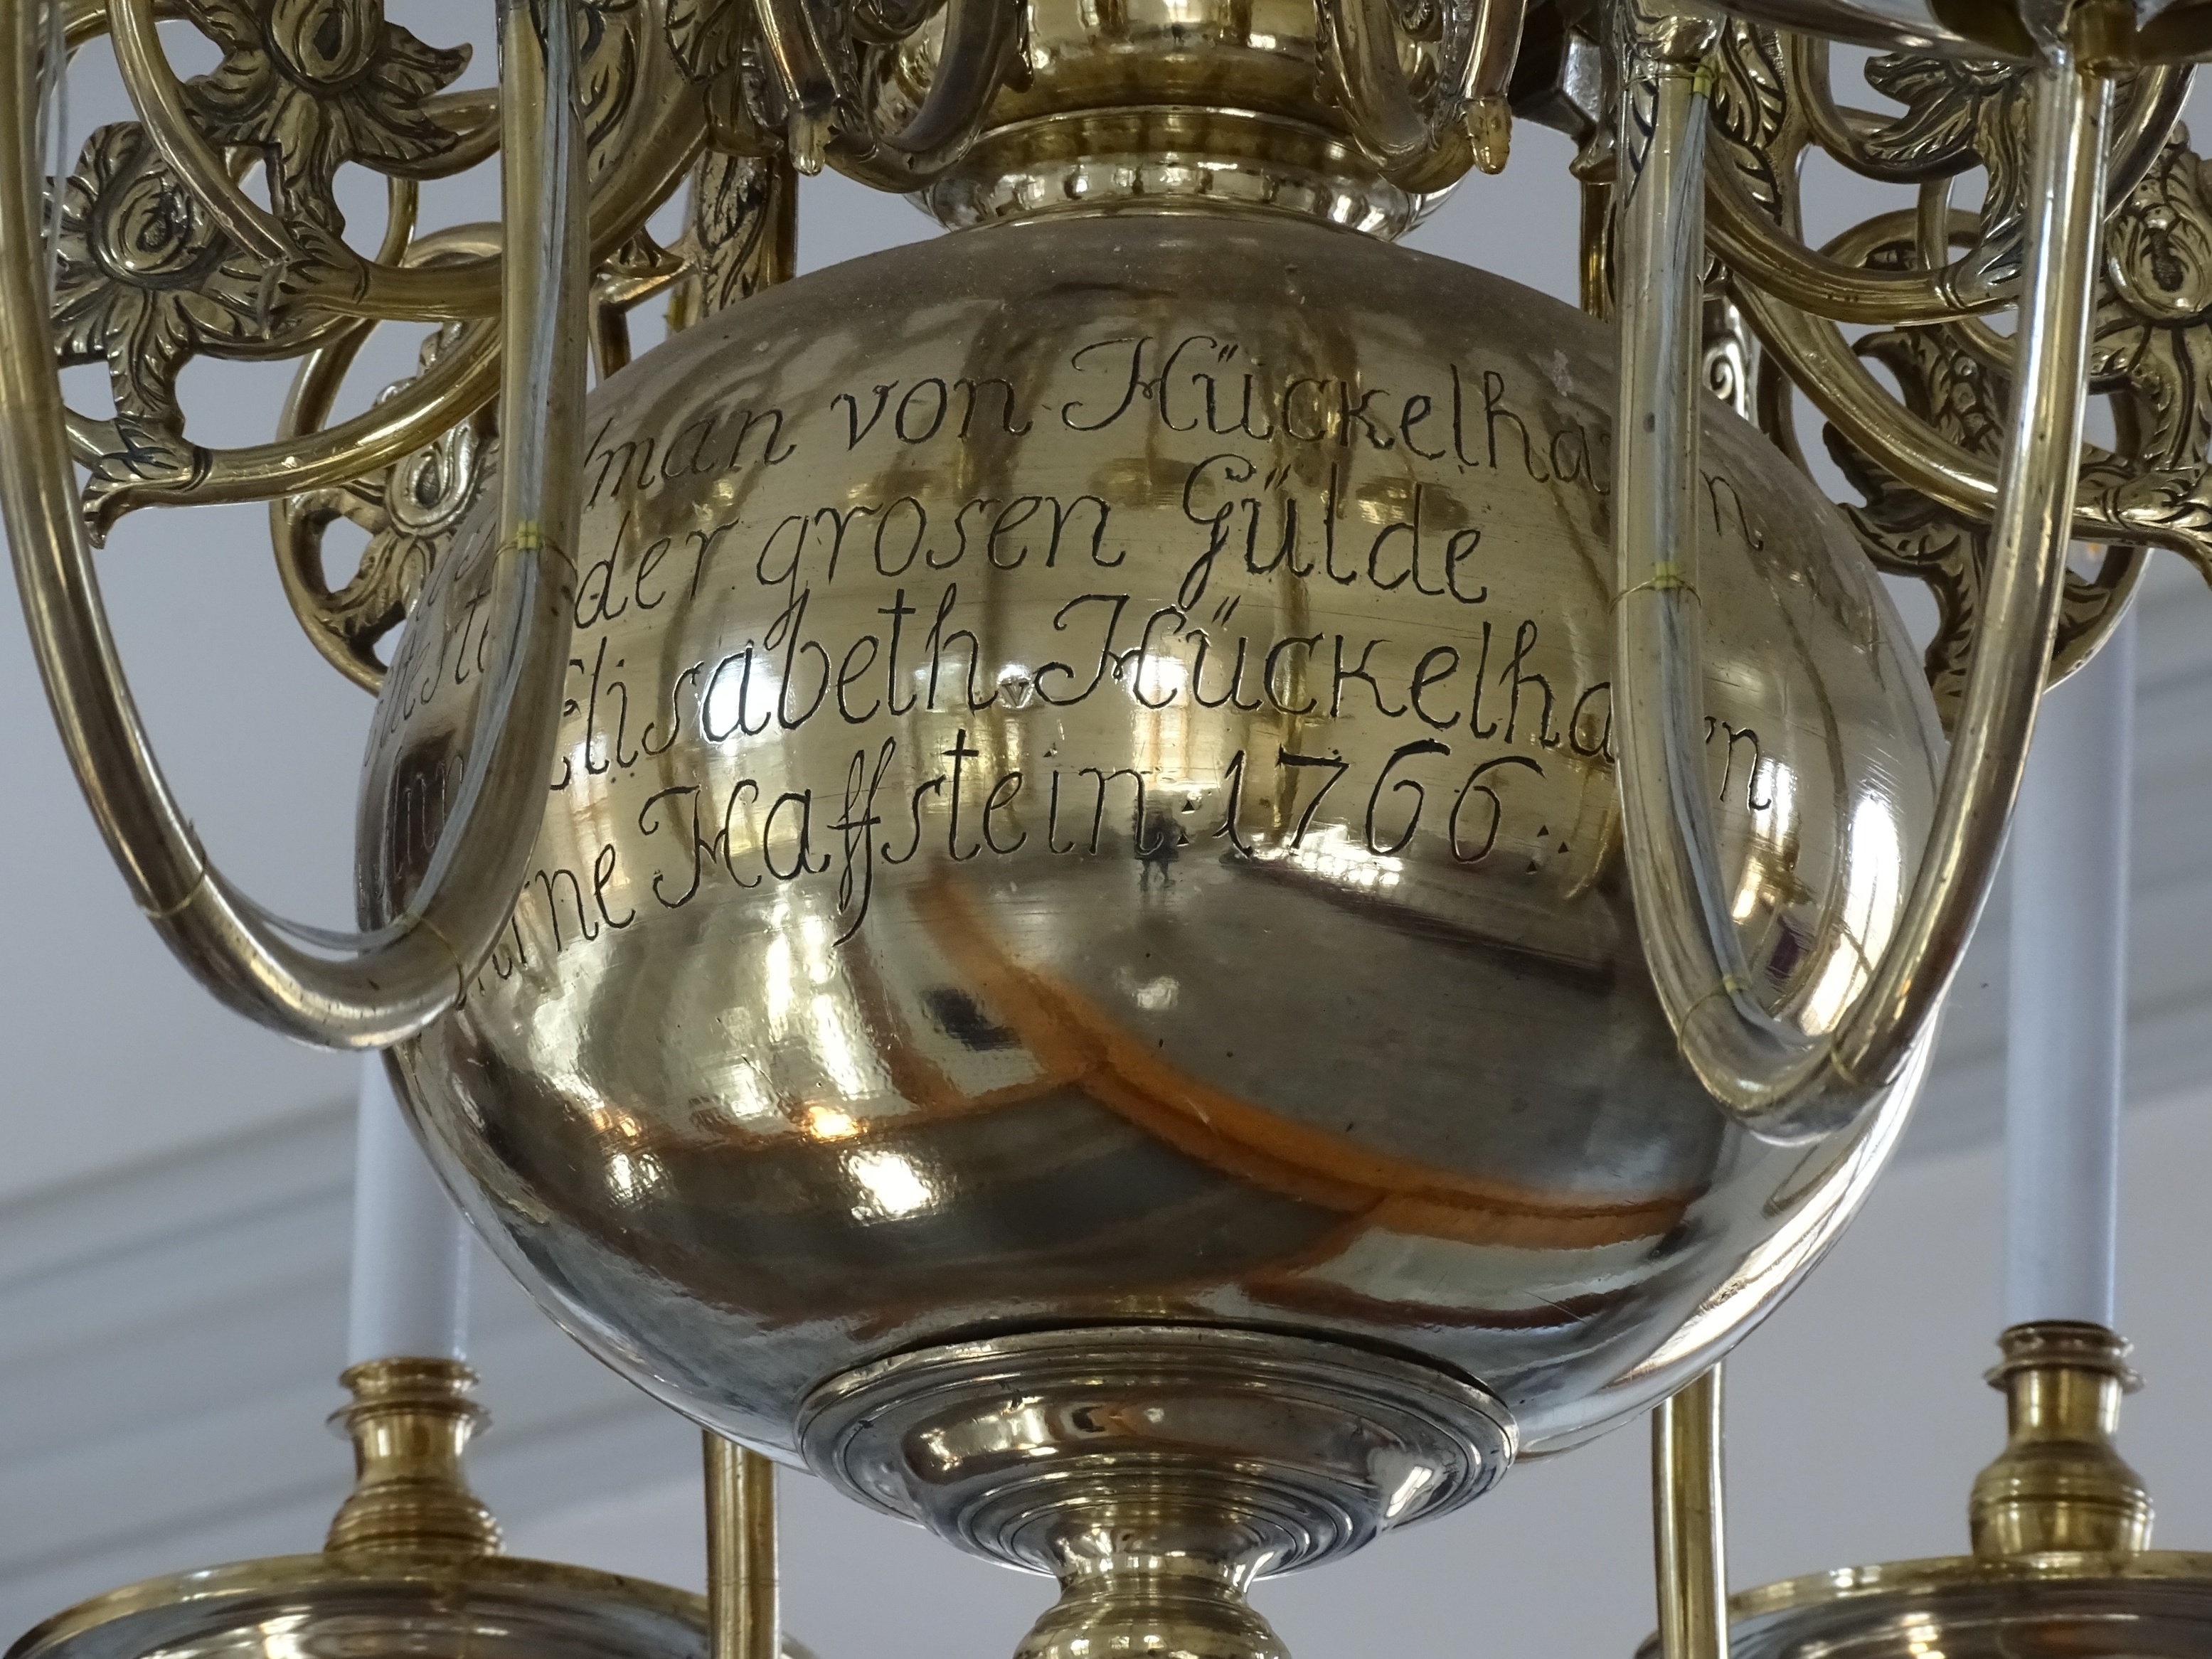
1654 1367 1727 1659
324 1357 501 1559
706 1433 779 1659
1968 1321 2152 1559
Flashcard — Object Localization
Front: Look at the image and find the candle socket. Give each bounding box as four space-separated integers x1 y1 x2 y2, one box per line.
1968 1321 2152 1560
324 1356 503 1559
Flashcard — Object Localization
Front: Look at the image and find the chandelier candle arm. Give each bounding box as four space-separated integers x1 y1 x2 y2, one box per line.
1654 1368 1728 1659
1613 7 2115 1131
706 1434 780 1659
0 0 587 1047
347 1055 472 1367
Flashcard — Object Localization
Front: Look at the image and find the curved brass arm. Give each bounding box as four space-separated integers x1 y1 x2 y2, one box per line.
1614 20 2112 1135
1787 39 1953 184
1321 0 1527 188
0 0 587 1046
1711 53 2184 326
755 0 1016 185
1705 156 1996 323
1731 278 2189 556
831 0 1021 186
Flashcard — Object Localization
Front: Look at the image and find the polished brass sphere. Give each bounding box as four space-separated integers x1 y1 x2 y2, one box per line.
361 201 1941 1471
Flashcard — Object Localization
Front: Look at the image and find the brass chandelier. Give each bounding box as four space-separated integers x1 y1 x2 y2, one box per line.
1 0 2207 1644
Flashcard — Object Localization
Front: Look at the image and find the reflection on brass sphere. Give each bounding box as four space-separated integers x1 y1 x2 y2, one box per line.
362 207 1941 1466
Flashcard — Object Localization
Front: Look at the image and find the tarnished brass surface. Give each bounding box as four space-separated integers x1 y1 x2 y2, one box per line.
364 197 1942 1461
706 1435 780 1659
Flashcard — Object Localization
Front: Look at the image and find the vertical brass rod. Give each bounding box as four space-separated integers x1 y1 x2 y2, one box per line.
1654 1367 1728 1659
706 1433 779 1659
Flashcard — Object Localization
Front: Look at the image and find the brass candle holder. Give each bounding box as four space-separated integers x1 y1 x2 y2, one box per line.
8 1361 722 1659
1680 1323 2212 1659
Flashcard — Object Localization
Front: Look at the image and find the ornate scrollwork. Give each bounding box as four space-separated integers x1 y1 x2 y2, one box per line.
45 0 698 522
274 323 495 688
1689 23 2209 710
182 0 471 237
37 0 996 691
266 127 791 688
666 148 795 326
652 0 1016 183
1830 321 2142 728
2078 130 2212 576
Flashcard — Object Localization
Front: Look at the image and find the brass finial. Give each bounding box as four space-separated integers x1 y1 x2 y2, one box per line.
324 1357 504 1559
1967 1321 2152 1560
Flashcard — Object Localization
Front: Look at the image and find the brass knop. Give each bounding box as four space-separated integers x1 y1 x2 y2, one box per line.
1967 1321 2152 1560
324 1356 504 1559
1013 1508 1292 1659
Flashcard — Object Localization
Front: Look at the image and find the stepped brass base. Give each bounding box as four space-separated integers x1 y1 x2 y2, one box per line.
798 1325 1515 1659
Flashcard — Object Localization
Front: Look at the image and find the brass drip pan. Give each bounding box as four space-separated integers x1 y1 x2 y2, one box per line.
1689 1326 2212 1659
7 1360 719 1659
9 1553 711 1659
1721 1552 2212 1659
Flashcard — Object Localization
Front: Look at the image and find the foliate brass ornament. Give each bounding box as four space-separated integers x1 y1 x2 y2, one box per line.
2080 129 2212 571
34 0 701 555
275 323 498 688
1834 320 2144 727
666 150 796 331
49 122 280 427
48 120 292 528
1686 26 2212 712
180 0 472 237
266 139 792 689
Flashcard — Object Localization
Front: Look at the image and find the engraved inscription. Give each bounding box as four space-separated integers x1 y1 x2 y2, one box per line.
377 327 1780 986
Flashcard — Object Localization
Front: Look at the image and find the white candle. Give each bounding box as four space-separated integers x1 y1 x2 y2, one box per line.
348 1054 472 1365
2004 612 2135 1330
